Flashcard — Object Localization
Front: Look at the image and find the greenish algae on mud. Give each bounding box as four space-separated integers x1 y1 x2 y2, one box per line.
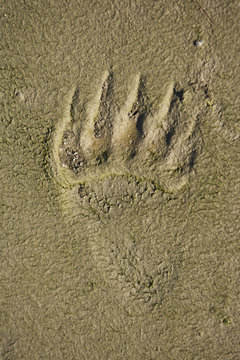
1 0 240 359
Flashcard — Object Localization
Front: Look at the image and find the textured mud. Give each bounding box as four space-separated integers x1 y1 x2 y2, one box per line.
1 1 240 359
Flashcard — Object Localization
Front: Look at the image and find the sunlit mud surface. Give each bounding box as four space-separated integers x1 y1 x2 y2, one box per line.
1 0 240 359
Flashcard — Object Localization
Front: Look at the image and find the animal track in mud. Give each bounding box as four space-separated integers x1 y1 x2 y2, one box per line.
71 176 180 315
54 71 203 191
52 71 205 314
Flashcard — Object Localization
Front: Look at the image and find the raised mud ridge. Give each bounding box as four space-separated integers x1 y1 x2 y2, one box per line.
52 71 205 314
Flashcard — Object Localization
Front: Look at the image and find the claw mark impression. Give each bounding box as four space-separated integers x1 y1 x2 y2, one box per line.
51 71 204 314
53 71 201 192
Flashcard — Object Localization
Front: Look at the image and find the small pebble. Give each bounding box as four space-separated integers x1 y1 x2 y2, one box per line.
193 39 204 47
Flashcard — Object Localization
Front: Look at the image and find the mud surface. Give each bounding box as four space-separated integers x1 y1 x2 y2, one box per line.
1 1 240 359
